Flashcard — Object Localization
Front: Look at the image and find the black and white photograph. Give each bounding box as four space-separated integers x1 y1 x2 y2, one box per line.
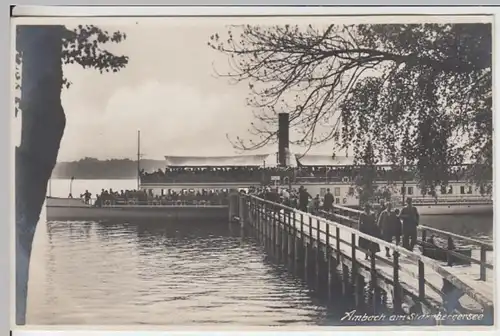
13 12 494 327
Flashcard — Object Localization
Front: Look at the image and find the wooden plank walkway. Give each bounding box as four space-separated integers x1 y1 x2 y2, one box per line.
321 204 495 306
301 215 492 312
244 196 494 318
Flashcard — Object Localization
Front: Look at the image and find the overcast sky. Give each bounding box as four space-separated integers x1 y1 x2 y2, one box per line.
15 18 338 162
13 16 489 162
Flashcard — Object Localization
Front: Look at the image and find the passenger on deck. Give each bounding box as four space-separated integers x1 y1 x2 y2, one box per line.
94 195 102 207
400 197 420 251
358 203 381 260
323 188 334 212
82 190 92 204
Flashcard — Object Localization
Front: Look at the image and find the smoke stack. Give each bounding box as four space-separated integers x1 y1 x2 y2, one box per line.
278 113 289 167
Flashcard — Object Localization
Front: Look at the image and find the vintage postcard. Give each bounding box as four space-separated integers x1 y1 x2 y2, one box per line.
11 8 494 329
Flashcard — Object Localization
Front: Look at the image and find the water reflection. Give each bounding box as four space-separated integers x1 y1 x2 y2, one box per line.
28 214 493 326
29 220 331 325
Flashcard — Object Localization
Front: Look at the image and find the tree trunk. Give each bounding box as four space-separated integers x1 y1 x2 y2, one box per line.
16 25 65 325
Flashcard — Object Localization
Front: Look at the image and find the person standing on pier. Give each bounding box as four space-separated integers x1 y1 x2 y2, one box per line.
298 186 311 212
323 188 334 212
377 202 400 258
358 203 380 260
400 197 420 251
376 199 386 222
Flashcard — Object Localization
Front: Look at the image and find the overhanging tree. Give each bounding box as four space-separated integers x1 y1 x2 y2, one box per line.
15 24 128 325
208 23 492 194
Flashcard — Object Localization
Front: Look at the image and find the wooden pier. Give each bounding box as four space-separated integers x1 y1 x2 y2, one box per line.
231 194 494 325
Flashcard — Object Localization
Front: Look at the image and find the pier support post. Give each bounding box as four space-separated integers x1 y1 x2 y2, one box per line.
308 216 315 285
238 195 246 229
342 263 351 298
291 212 297 273
393 251 402 313
228 191 239 224
315 219 321 291
417 260 425 313
370 250 379 313
480 246 487 281
286 211 293 270
336 227 341 260
351 233 358 299
326 224 332 300
441 279 465 314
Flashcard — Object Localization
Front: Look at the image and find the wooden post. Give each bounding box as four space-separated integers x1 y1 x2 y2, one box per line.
370 250 378 313
291 211 297 272
351 233 358 305
261 203 266 248
257 200 262 242
283 211 288 264
228 192 237 223
393 251 402 312
342 263 350 297
447 236 454 267
309 216 314 283
336 227 341 259
238 195 245 229
316 218 321 290
480 245 487 281
326 223 332 299
304 218 310 282
300 213 304 241
351 232 357 271
287 211 292 264
281 210 286 262
418 259 425 312
271 210 280 260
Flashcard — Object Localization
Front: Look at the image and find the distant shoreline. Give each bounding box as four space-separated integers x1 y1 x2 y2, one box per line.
52 158 165 180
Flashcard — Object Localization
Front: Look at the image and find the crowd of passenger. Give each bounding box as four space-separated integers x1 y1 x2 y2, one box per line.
247 186 421 256
140 167 294 183
139 164 485 184
76 188 229 206
138 166 444 184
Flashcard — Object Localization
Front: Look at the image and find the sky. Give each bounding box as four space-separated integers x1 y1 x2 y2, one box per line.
14 18 340 162
12 15 489 163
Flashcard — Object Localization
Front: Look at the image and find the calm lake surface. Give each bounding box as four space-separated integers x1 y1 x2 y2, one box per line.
26 179 493 325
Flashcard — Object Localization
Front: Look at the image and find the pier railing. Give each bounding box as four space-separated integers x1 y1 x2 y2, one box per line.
241 195 494 319
320 203 494 281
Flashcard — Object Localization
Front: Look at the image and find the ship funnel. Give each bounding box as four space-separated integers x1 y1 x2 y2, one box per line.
278 113 290 167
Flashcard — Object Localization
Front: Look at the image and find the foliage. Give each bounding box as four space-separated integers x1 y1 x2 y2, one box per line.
208 23 492 192
15 24 129 115
349 141 392 205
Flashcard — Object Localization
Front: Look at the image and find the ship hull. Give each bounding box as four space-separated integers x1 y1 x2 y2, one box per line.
45 197 229 222
413 203 493 216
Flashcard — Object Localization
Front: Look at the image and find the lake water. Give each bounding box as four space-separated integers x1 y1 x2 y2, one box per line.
26 179 493 325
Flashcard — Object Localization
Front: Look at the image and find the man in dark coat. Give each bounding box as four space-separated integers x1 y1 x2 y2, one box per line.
400 197 420 251
377 202 402 258
323 188 334 212
298 186 311 212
